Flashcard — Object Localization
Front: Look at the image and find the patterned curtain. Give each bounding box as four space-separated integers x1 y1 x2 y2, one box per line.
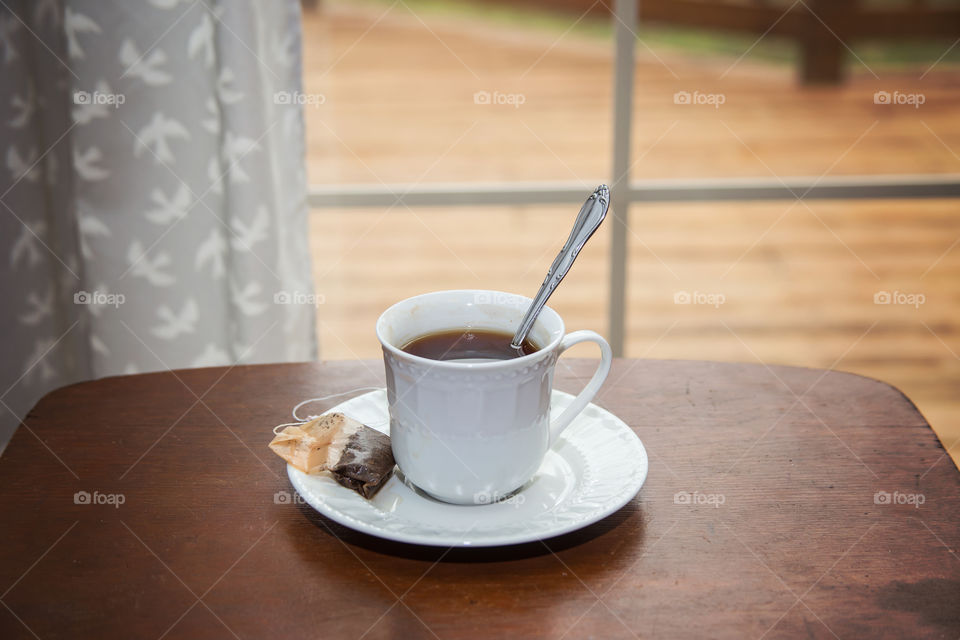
0 0 317 451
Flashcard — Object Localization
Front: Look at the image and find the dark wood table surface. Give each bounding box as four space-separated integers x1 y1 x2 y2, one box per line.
0 359 957 639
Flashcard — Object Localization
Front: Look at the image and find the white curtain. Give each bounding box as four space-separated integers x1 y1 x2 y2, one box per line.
0 0 317 451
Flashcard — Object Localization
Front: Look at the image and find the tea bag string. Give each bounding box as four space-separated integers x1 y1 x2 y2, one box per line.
272 387 385 434
293 386 384 421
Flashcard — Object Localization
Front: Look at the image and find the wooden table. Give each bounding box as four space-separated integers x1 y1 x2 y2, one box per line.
1 360 957 639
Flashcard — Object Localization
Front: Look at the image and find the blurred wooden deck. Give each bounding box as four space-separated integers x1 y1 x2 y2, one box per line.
301 2 960 467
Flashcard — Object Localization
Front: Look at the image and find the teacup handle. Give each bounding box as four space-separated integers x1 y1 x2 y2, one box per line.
549 330 613 446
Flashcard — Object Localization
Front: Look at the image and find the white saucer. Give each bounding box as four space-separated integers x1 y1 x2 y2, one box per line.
287 389 648 547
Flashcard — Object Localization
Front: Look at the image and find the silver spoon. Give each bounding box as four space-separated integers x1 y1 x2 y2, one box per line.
511 184 610 350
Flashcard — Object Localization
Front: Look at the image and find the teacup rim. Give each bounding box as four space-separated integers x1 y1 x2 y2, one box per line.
375 289 565 369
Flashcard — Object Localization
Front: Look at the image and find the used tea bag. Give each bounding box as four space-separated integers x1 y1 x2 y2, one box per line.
268 413 395 498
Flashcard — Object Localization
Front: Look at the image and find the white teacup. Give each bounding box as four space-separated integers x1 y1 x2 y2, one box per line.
376 290 612 505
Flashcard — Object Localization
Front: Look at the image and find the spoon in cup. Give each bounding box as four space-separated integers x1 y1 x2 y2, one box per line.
510 185 610 351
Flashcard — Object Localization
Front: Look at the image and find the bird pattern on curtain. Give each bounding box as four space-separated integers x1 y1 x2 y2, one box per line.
0 0 318 451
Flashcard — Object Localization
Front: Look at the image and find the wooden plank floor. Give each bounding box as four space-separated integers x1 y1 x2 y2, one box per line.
301 3 960 468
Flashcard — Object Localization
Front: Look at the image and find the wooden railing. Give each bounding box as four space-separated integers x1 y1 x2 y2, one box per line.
473 0 960 83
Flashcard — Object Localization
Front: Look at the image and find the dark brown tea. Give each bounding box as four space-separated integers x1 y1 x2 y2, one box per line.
401 329 539 361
